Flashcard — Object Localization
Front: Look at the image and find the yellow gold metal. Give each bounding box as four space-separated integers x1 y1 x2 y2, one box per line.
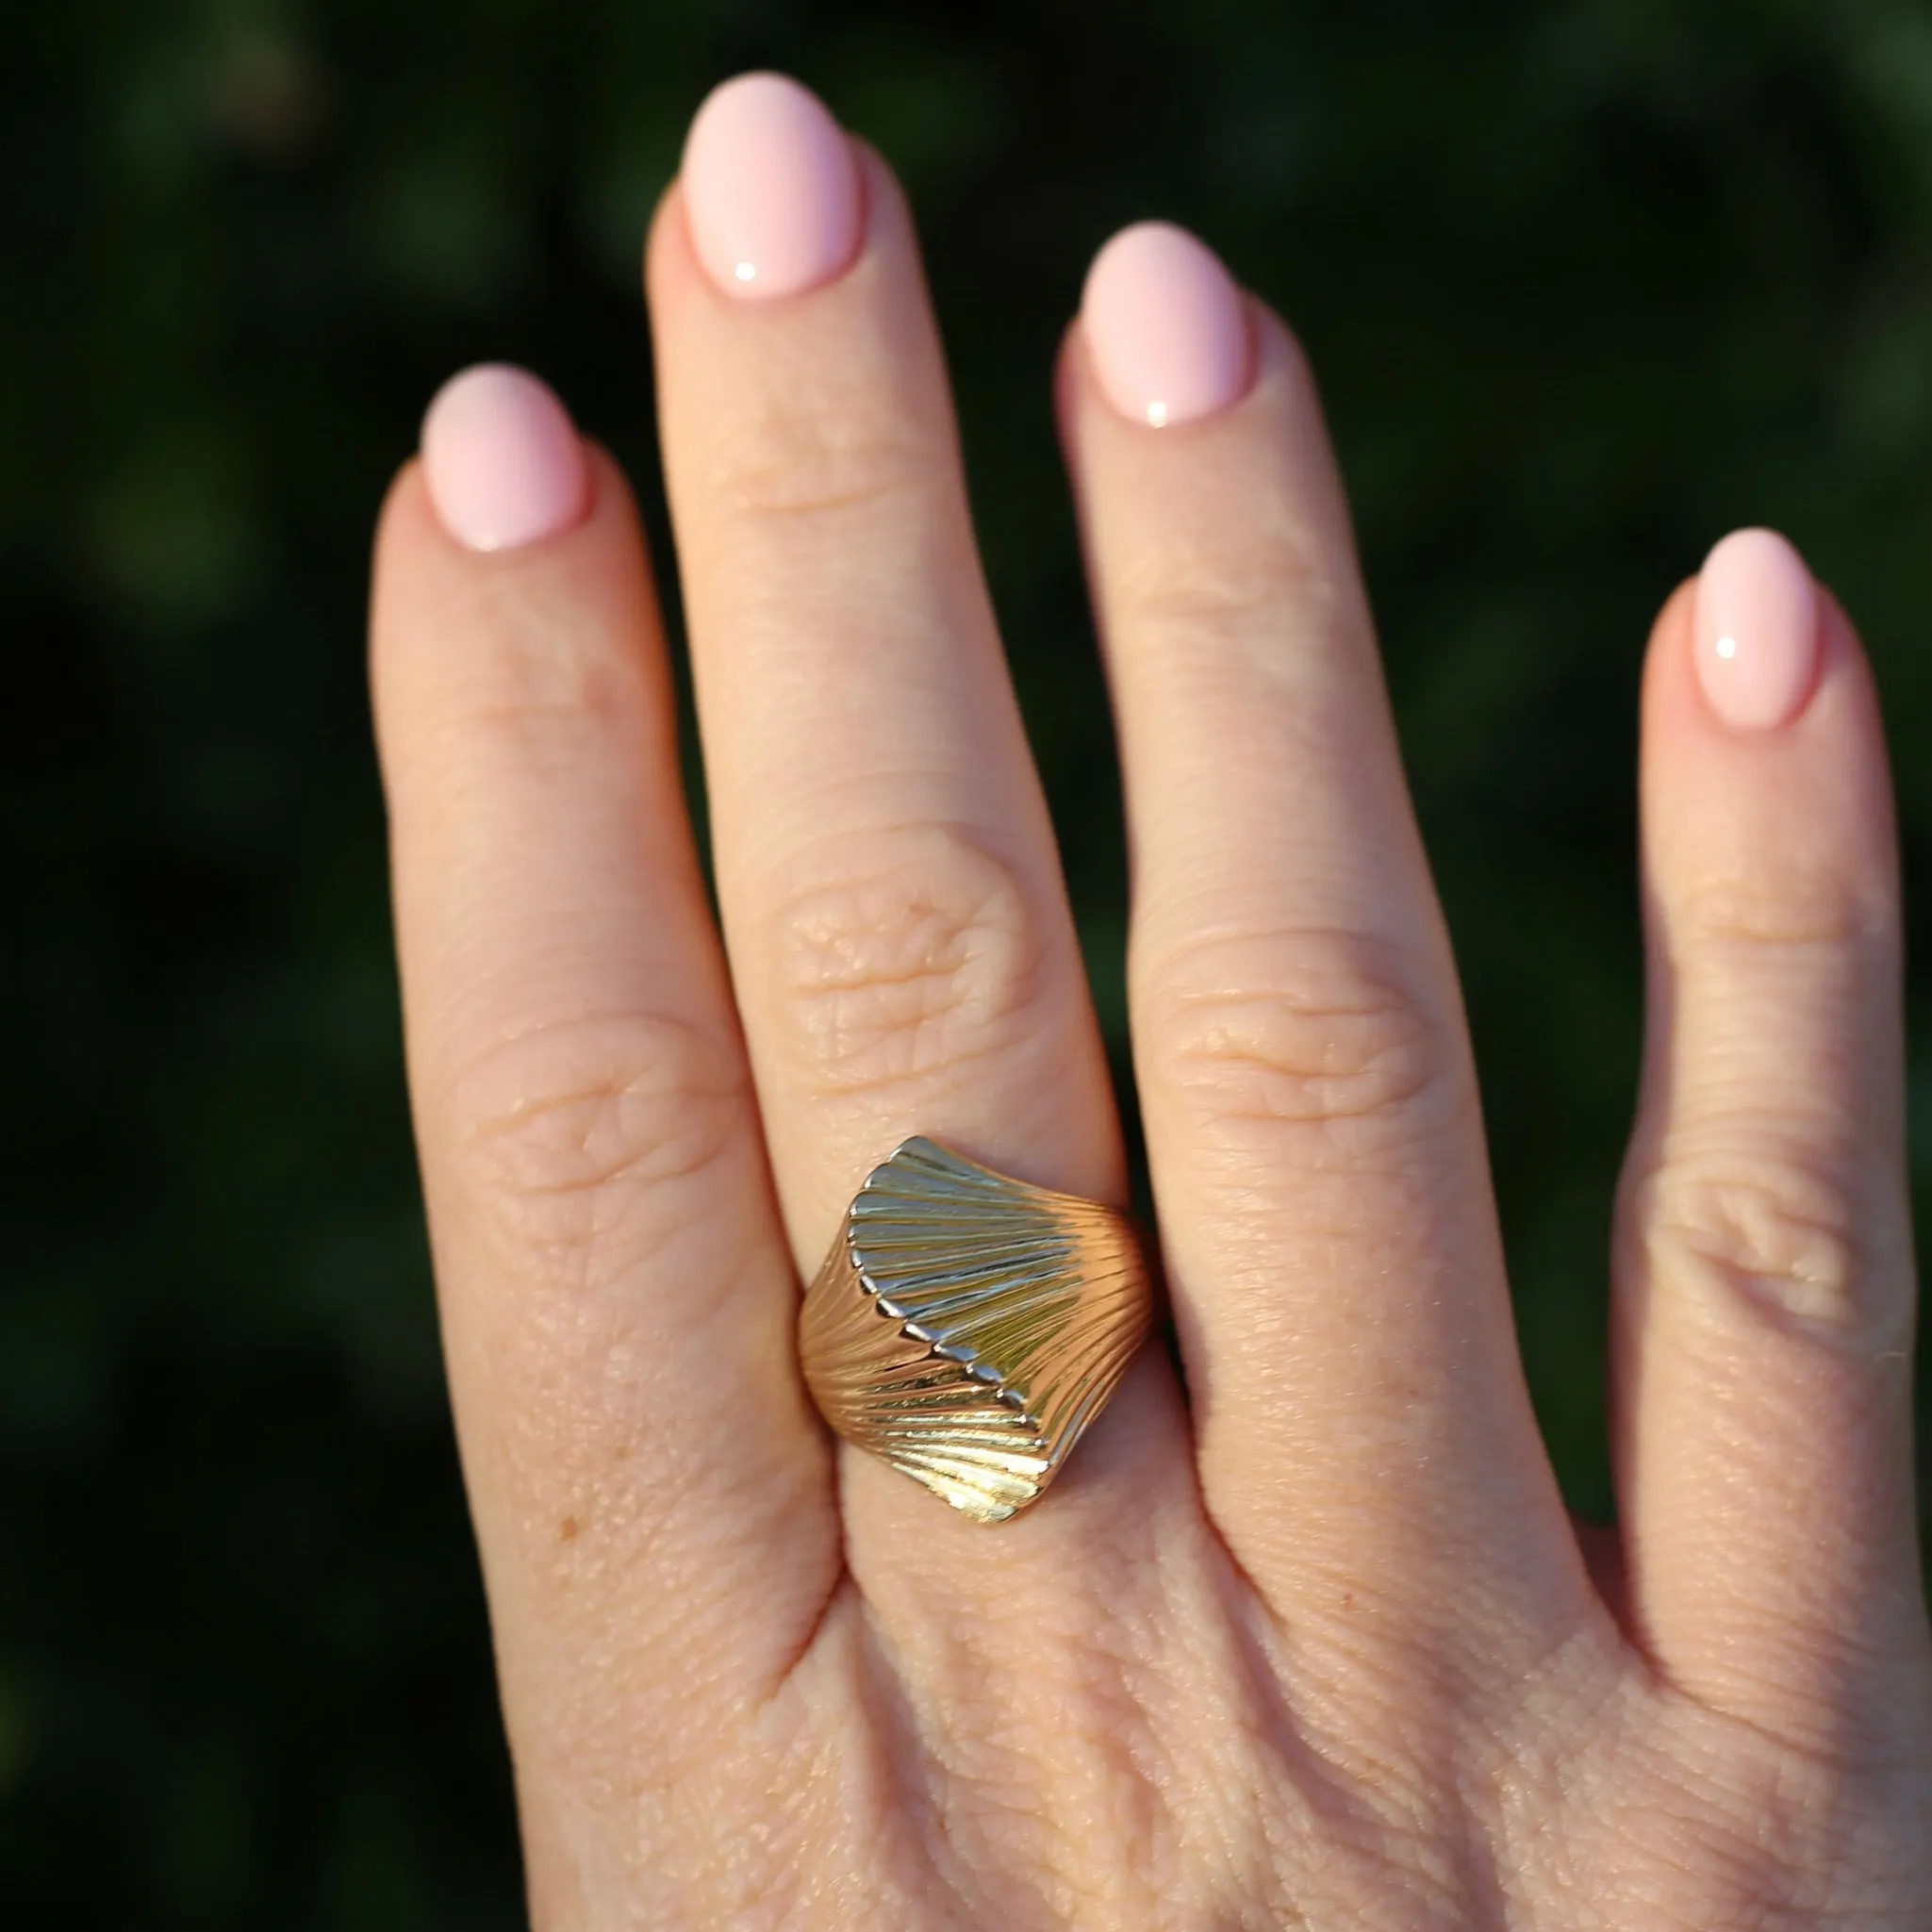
799 1136 1154 1524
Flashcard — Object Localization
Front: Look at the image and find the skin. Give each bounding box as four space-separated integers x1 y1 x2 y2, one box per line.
370 144 1932 1927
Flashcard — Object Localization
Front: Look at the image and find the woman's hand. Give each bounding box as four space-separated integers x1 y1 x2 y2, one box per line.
370 73 1931 1928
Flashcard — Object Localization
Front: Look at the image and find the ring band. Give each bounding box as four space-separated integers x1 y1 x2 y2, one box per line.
799 1136 1154 1524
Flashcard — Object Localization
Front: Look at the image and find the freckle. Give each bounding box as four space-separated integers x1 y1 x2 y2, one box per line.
559 1515 580 1543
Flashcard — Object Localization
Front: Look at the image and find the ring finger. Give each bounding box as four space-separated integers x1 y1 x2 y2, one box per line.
1061 224 1594 1664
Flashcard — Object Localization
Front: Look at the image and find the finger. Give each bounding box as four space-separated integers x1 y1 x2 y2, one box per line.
651 80 1192 1614
372 369 836 1871
1062 224 1591 1647
1614 536 1931 1745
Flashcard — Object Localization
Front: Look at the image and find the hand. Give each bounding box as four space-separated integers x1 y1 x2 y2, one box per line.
370 74 1931 1927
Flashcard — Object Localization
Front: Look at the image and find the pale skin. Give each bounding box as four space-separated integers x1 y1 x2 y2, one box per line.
371 144 1932 1926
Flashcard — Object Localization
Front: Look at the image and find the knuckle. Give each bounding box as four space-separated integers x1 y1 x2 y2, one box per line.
1118 517 1346 644
1649 1730 1932 1925
1142 928 1460 1155
766 828 1050 1102
443 551 638 718
446 1011 750 1290
1631 1137 1902 1346
706 405 938 530
1673 867 1891 956
404 579 649 775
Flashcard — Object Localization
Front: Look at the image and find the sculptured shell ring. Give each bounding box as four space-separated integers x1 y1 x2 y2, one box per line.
799 1136 1155 1524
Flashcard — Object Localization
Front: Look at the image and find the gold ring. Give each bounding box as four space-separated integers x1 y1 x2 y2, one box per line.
799 1136 1154 1524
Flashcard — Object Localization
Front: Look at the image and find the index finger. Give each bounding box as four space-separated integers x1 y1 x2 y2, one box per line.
371 370 838 1847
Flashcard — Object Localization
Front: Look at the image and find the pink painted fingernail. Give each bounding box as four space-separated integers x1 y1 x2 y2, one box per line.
421 364 588 553
1081 221 1253 428
1693 528 1820 732
683 73 862 300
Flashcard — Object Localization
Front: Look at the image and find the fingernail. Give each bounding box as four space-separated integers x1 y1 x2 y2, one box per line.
1693 528 1820 732
683 73 862 300
421 364 588 553
1081 221 1253 428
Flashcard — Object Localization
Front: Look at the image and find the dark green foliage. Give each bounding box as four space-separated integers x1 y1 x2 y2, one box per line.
5 0 1931 1920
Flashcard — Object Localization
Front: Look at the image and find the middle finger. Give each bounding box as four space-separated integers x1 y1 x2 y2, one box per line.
650 80 1194 1627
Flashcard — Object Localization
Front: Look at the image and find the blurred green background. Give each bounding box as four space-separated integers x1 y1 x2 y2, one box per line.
6 0 1932 1921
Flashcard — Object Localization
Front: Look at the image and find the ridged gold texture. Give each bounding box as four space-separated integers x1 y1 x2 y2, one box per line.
799 1137 1154 1524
